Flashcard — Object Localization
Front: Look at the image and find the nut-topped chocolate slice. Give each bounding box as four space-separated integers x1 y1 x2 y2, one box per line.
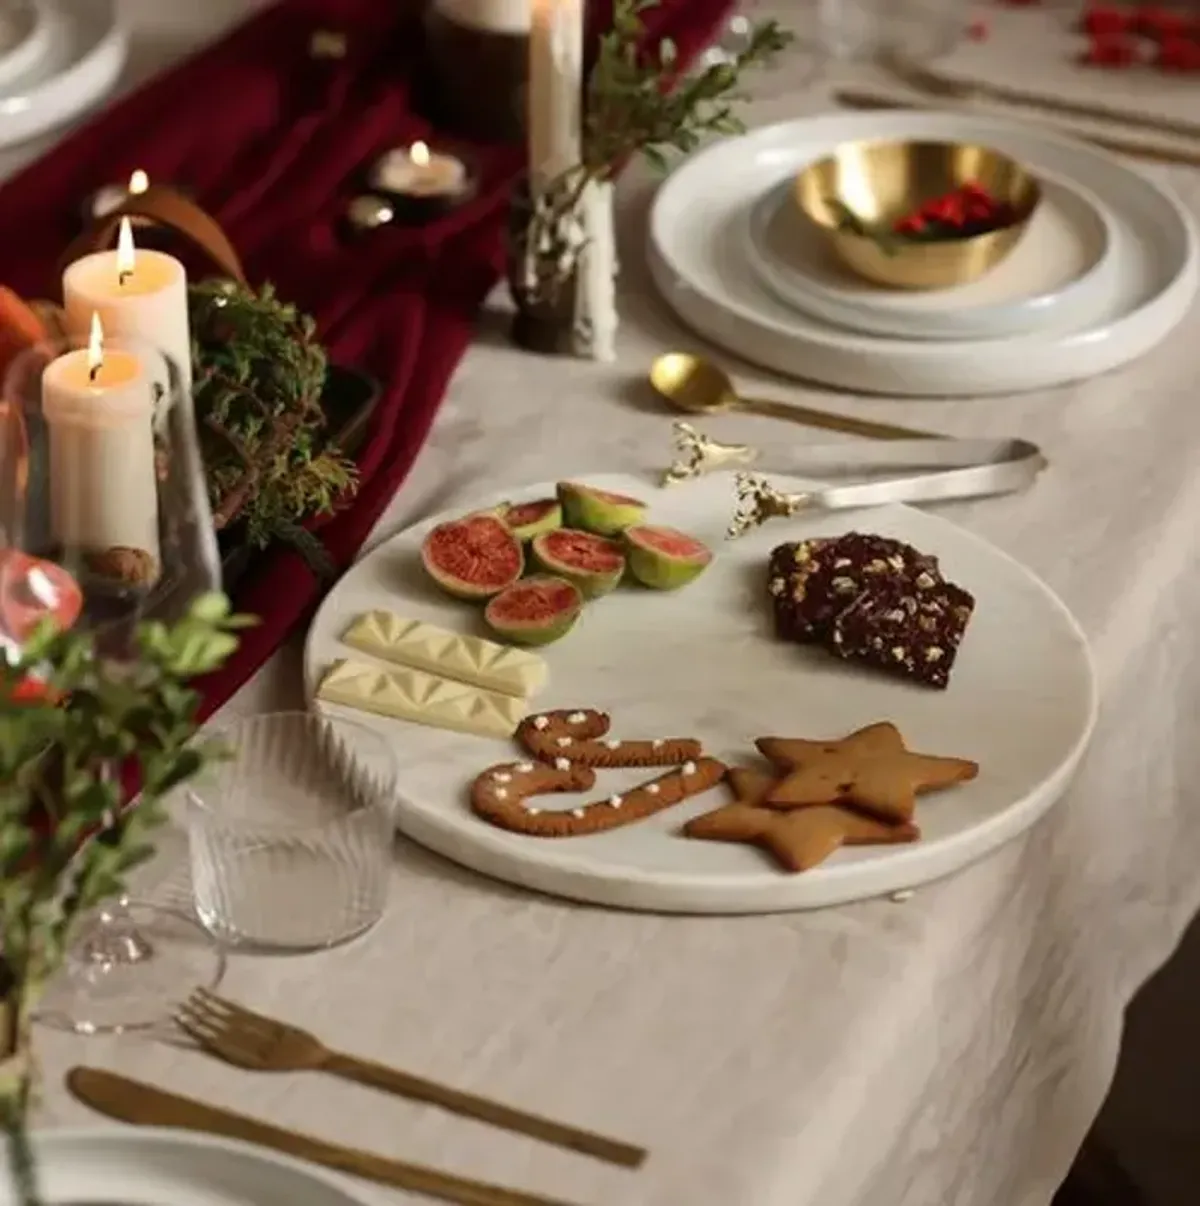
829 576 976 690
767 533 942 644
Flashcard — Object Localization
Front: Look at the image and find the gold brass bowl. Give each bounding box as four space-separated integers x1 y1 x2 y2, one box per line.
793 140 1041 290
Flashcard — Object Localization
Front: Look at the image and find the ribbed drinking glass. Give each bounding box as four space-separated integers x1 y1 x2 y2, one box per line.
188 711 396 951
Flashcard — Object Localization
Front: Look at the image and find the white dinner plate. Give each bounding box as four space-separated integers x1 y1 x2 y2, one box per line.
0 0 51 93
304 471 1098 915
745 172 1119 341
648 111 1198 396
0 0 126 149
0 1128 374 1206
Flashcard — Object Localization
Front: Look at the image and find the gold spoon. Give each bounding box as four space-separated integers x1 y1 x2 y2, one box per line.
649 352 941 441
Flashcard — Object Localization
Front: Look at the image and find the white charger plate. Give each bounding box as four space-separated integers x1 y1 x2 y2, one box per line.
0 1128 373 1206
0 0 51 93
648 111 1198 396
0 0 125 149
304 471 1097 915
746 172 1118 341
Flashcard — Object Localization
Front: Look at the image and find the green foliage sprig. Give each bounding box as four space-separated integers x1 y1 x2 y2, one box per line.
189 281 358 562
524 0 791 277
0 594 251 1206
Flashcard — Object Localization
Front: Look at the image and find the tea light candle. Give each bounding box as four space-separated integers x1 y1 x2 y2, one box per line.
63 216 191 395
84 168 150 225
367 142 475 221
41 313 159 564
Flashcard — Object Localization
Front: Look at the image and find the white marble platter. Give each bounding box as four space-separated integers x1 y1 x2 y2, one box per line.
304 471 1097 915
648 110 1198 395
0 1128 373 1206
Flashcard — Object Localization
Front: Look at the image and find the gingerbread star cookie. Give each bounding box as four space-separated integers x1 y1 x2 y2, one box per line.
755 722 977 823
683 766 919 872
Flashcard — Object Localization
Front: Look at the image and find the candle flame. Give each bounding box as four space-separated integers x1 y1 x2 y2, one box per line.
128 169 149 194
410 141 430 167
116 216 136 283
87 313 105 380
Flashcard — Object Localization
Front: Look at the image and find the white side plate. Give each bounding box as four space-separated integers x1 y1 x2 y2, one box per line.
0 0 52 93
745 172 1118 341
648 111 1197 396
0 0 126 150
304 471 1098 915
0 1128 373 1206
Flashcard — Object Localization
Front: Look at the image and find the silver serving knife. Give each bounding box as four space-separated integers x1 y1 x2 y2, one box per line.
67 1067 581 1206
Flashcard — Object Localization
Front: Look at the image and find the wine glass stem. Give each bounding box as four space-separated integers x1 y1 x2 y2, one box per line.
77 895 156 966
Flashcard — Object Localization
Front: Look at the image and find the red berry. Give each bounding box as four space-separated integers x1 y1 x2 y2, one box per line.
894 215 925 236
1081 34 1139 66
1157 35 1200 71
1134 5 1189 39
1081 5 1130 37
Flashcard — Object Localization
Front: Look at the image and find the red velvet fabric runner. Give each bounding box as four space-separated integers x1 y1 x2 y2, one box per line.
0 0 734 716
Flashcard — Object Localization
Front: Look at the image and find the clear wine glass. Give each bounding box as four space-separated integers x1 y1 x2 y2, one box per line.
2 329 228 1033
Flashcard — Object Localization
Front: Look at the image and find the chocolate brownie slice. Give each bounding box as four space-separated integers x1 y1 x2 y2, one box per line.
828 576 976 689
767 533 942 644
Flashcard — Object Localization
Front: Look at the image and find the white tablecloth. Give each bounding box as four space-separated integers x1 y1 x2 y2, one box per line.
11 3 1200 1204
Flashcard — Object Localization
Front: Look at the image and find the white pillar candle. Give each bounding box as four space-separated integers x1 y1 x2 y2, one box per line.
528 0 582 191
41 314 159 561
63 217 192 398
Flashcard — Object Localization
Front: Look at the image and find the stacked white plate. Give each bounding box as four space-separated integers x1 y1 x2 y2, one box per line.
0 0 126 149
647 110 1199 396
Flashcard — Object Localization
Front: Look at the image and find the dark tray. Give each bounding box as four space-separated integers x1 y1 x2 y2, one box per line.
218 364 381 591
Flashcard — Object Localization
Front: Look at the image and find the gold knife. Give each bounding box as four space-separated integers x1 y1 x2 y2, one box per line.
834 88 1200 169
67 1068 583 1206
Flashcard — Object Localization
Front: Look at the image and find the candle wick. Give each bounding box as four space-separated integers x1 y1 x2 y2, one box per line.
88 364 100 383
118 270 133 286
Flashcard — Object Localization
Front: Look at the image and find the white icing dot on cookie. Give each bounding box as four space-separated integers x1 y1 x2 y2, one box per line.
603 739 621 749
571 808 585 818
682 761 697 776
646 783 660 795
608 795 623 808
493 772 512 783
567 711 587 723
532 716 549 730
554 757 571 770
556 736 573 747
652 739 665 749
516 761 534 772
495 788 508 800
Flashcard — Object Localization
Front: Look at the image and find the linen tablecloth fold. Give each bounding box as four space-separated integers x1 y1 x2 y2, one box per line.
0 0 735 715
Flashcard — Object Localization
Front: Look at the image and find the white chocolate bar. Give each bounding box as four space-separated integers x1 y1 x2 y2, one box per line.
317 658 524 739
341 611 547 698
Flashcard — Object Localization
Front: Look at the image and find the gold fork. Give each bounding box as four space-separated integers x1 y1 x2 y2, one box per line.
175 989 646 1169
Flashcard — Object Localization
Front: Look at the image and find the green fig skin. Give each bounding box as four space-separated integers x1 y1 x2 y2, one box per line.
556 481 648 536
623 525 713 591
503 499 563 542
484 576 583 646
530 531 625 599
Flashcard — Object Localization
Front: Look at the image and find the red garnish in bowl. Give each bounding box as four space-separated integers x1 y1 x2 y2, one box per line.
1134 5 1190 39
1157 34 1200 71
888 183 1020 242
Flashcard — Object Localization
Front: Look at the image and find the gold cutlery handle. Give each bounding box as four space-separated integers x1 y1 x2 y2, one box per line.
66 1067 578 1206
739 395 942 441
325 1052 647 1170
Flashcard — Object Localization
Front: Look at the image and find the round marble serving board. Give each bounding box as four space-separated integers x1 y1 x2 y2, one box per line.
304 472 1097 915
746 173 1118 341
0 1128 374 1206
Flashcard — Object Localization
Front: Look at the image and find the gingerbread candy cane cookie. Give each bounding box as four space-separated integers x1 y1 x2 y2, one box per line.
518 708 703 769
471 756 727 837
